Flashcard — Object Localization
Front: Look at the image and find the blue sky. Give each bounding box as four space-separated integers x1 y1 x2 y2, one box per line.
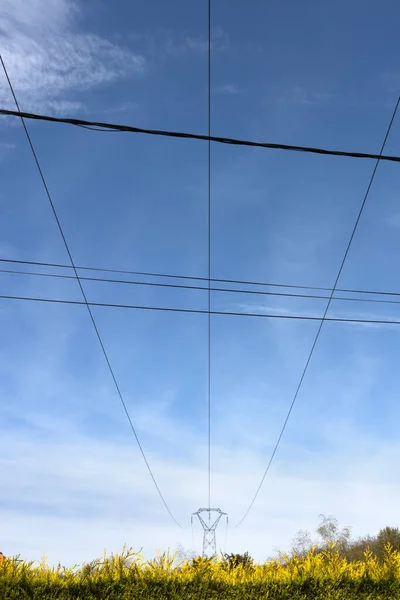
2 0 400 566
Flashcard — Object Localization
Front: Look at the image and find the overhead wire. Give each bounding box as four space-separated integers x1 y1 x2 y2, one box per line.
234 95 400 528
2 55 400 534
207 0 212 514
5 256 400 300
3 107 400 164
3 291 400 325
5 265 400 308
76 124 123 132
0 55 183 529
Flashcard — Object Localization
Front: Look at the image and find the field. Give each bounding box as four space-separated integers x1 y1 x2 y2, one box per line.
2 544 400 599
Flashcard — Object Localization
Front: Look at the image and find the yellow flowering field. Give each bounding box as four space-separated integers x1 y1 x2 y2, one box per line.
2 543 400 599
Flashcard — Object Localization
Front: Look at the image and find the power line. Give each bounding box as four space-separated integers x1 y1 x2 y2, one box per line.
76 124 124 132
234 95 400 528
3 68 400 531
0 55 183 529
207 0 212 513
5 265 400 308
3 291 400 325
2 107 400 164
4 256 400 300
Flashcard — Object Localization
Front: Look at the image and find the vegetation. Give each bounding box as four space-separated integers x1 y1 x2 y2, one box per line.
2 516 400 599
291 514 400 564
222 551 254 570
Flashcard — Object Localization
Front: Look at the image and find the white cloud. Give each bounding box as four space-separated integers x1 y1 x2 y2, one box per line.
211 26 231 51
94 101 138 115
215 84 240 95
1 248 400 568
2 415 400 567
227 301 400 331
41 100 86 114
184 37 208 53
228 302 294 316
0 330 399 569
0 0 145 114
276 86 333 107
0 305 397 566
384 213 400 228
0 141 16 162
166 26 230 56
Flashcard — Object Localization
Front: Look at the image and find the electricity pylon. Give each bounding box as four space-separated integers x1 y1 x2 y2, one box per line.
192 508 228 557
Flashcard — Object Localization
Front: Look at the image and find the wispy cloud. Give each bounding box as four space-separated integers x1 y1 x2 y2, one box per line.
0 141 16 162
166 26 230 57
94 101 138 116
214 84 241 95
383 213 400 228
213 294 400 331
41 100 86 115
228 302 295 316
0 0 145 114
211 26 231 51
3 411 400 566
1 299 400 566
184 37 208 53
276 86 333 107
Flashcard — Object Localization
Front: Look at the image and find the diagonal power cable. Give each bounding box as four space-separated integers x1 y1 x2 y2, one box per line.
5 292 400 325
2 108 400 164
0 55 183 529
7 264 400 307
4 256 400 301
234 96 400 528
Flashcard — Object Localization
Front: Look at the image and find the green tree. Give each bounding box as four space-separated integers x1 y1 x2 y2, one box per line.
375 526 400 560
222 551 253 570
377 526 400 549
343 535 376 562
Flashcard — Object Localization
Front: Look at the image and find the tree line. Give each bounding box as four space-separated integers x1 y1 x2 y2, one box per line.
177 514 400 567
289 514 400 563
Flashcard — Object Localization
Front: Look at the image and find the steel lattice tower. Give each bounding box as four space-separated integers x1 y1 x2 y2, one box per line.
192 508 228 557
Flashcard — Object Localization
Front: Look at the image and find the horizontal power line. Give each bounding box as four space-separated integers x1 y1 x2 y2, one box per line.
1 292 400 325
1 256 400 300
2 108 400 163
3 265 400 308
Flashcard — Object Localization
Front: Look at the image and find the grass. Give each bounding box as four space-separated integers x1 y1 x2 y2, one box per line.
2 543 400 599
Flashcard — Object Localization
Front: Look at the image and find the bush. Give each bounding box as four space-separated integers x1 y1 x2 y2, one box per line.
222 551 254 570
1 544 400 599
